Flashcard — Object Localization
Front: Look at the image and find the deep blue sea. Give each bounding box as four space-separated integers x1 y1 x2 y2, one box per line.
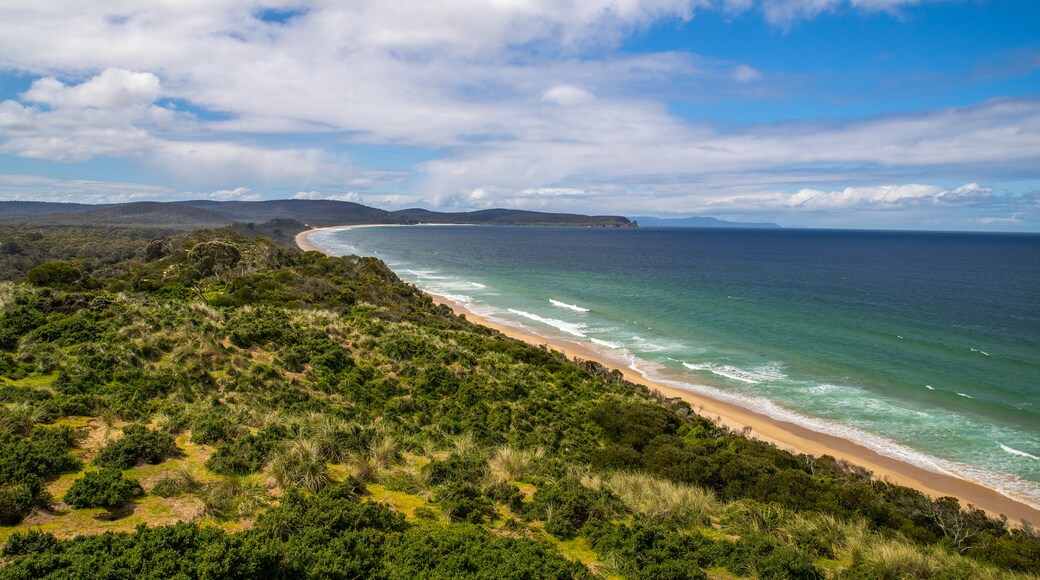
309 225 1040 508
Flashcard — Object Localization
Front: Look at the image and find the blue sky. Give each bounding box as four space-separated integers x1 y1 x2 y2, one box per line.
0 0 1038 230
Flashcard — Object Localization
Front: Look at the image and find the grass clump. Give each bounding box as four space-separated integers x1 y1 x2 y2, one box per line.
487 445 543 484
270 440 329 493
201 476 269 520
598 471 718 529
151 466 202 498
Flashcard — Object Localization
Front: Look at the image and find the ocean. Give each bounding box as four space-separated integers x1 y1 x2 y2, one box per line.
308 225 1040 508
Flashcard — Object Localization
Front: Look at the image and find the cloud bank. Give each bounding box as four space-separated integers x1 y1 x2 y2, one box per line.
0 0 1035 229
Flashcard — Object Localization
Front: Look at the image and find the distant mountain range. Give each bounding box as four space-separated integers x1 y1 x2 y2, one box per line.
393 208 632 227
0 200 771 230
630 215 781 229
0 200 633 229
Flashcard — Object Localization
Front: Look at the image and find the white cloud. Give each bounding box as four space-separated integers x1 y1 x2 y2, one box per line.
205 186 259 201
542 85 595 106
732 64 761 82
714 183 994 212
758 0 928 26
293 190 365 203
23 69 160 109
0 173 174 204
0 1 1034 231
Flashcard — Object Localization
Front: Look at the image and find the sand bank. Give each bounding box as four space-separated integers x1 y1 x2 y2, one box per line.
298 227 1040 525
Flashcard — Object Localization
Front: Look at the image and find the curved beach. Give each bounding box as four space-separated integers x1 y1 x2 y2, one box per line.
297 227 1040 525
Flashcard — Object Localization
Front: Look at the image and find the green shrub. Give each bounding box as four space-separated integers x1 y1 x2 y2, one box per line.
1 528 59 557
187 241 240 277
94 424 179 469
26 261 81 288
64 468 143 509
435 482 495 524
189 407 237 445
484 481 524 511
531 478 614 539
206 433 273 476
0 482 35 525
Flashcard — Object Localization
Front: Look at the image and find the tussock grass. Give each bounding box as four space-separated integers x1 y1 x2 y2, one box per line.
269 440 329 493
450 433 478 457
0 281 16 310
152 466 202 498
596 471 718 528
0 403 46 436
201 476 268 520
487 446 543 485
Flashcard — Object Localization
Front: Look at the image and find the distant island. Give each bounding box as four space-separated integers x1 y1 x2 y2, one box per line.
630 215 781 229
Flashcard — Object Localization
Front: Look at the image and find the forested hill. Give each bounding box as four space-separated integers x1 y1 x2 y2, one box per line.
1 200 633 229
392 208 634 227
0 223 1037 578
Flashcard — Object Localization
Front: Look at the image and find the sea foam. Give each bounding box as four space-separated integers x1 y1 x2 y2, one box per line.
508 309 587 337
550 299 590 312
590 337 624 349
682 361 786 384
1001 444 1040 460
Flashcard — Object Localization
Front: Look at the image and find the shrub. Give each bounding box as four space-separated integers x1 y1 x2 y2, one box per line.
64 468 143 509
206 433 272 476
531 478 615 539
26 261 81 288
187 241 240 277
435 482 495 524
94 424 179 469
485 481 524 512
1 529 59 557
189 407 237 445
0 482 35 525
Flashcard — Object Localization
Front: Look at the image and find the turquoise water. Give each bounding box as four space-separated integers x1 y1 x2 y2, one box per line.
309 225 1040 508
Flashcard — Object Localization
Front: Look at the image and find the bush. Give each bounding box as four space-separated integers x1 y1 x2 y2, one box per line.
531 478 614 539
1 528 59 557
64 468 143 509
435 482 495 524
0 482 35 525
94 424 179 469
26 261 81 288
189 407 237 445
187 241 240 276
206 433 272 476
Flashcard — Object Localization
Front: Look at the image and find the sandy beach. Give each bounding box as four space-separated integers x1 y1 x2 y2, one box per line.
298 226 1040 525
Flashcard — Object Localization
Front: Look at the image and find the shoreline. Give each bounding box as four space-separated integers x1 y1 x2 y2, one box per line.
297 226 1040 525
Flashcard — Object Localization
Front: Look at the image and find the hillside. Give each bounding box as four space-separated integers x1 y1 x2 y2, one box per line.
0 224 1038 578
1 200 635 229
0 202 96 219
394 208 633 227
175 199 412 227
26 202 233 229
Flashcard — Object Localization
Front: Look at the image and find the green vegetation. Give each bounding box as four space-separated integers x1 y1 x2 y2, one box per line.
0 222 1037 578
63 468 144 510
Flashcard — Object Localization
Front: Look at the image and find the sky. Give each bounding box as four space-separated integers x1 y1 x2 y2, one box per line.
0 0 1038 231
